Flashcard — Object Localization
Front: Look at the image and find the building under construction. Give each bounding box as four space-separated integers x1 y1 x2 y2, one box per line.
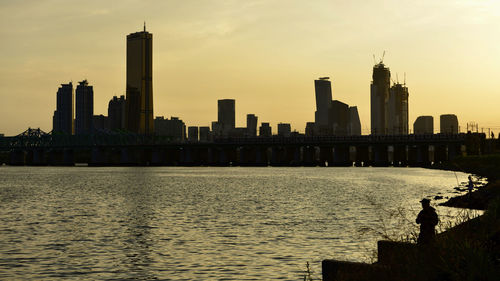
370 62 391 135
387 82 409 135
370 53 409 136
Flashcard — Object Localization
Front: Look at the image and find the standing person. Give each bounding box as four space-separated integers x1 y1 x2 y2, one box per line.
416 198 439 245
467 175 474 194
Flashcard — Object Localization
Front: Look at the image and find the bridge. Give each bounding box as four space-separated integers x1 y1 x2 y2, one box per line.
0 128 485 167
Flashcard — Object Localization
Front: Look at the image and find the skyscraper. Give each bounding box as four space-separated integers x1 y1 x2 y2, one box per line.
329 100 350 135
314 77 332 133
75 80 93 135
217 99 235 136
414 116 434 134
349 106 361 136
108 95 126 131
125 24 154 135
246 114 258 137
440 114 459 134
370 63 391 135
387 83 409 135
52 82 74 135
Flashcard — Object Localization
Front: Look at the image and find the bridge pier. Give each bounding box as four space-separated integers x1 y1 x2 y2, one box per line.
302 146 318 166
319 146 334 167
26 149 47 166
90 147 108 166
8 150 26 166
372 145 389 167
333 145 351 166
392 145 407 167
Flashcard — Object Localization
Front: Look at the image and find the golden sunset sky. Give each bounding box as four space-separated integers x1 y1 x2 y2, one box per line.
0 0 499 136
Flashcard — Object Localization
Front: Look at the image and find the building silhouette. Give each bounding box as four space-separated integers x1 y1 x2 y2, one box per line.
246 114 258 137
277 123 291 137
349 106 361 136
259 122 272 137
305 122 315 136
330 100 350 135
314 77 332 133
188 126 199 142
154 116 185 141
93 114 108 131
52 82 74 135
414 116 434 134
199 126 210 141
125 24 154 135
440 114 459 134
387 82 409 135
108 95 126 131
75 80 94 135
370 63 391 135
217 99 235 136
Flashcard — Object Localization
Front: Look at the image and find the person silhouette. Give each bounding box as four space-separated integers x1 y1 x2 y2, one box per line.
467 175 474 194
416 198 438 245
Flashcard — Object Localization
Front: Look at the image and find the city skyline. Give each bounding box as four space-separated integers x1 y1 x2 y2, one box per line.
1 0 499 136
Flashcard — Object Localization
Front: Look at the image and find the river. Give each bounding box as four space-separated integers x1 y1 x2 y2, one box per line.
0 166 473 280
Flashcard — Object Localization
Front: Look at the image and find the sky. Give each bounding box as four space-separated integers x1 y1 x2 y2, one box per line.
0 0 499 136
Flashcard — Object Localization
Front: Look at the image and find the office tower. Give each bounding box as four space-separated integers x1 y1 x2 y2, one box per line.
92 115 108 131
211 121 222 137
329 100 350 135
246 114 258 137
277 123 291 137
217 99 235 136
440 114 459 134
188 126 199 142
199 126 210 142
314 77 332 133
349 106 361 136
125 24 154 135
75 80 94 135
414 116 434 134
259 122 272 137
305 122 315 136
370 63 391 135
52 82 74 135
388 83 409 135
154 116 185 141
108 95 126 130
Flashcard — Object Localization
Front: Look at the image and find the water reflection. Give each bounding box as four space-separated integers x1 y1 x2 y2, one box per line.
0 167 473 280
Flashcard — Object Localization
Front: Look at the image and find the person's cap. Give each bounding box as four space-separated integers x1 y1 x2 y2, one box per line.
420 198 431 203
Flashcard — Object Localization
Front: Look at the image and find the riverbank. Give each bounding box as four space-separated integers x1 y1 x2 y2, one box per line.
323 155 500 280
435 154 500 210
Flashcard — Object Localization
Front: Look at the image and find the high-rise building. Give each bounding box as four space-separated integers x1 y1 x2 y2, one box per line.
277 123 291 137
305 122 315 136
387 83 409 135
349 106 361 136
108 95 126 131
154 116 185 141
217 99 235 136
92 114 108 131
125 24 154 135
329 100 350 135
75 80 94 135
52 82 74 135
246 114 258 137
188 126 199 142
314 77 332 133
414 116 434 134
440 114 459 134
199 126 210 142
259 122 272 137
370 63 391 135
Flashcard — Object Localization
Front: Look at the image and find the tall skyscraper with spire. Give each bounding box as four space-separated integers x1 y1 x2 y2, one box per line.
125 23 154 135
